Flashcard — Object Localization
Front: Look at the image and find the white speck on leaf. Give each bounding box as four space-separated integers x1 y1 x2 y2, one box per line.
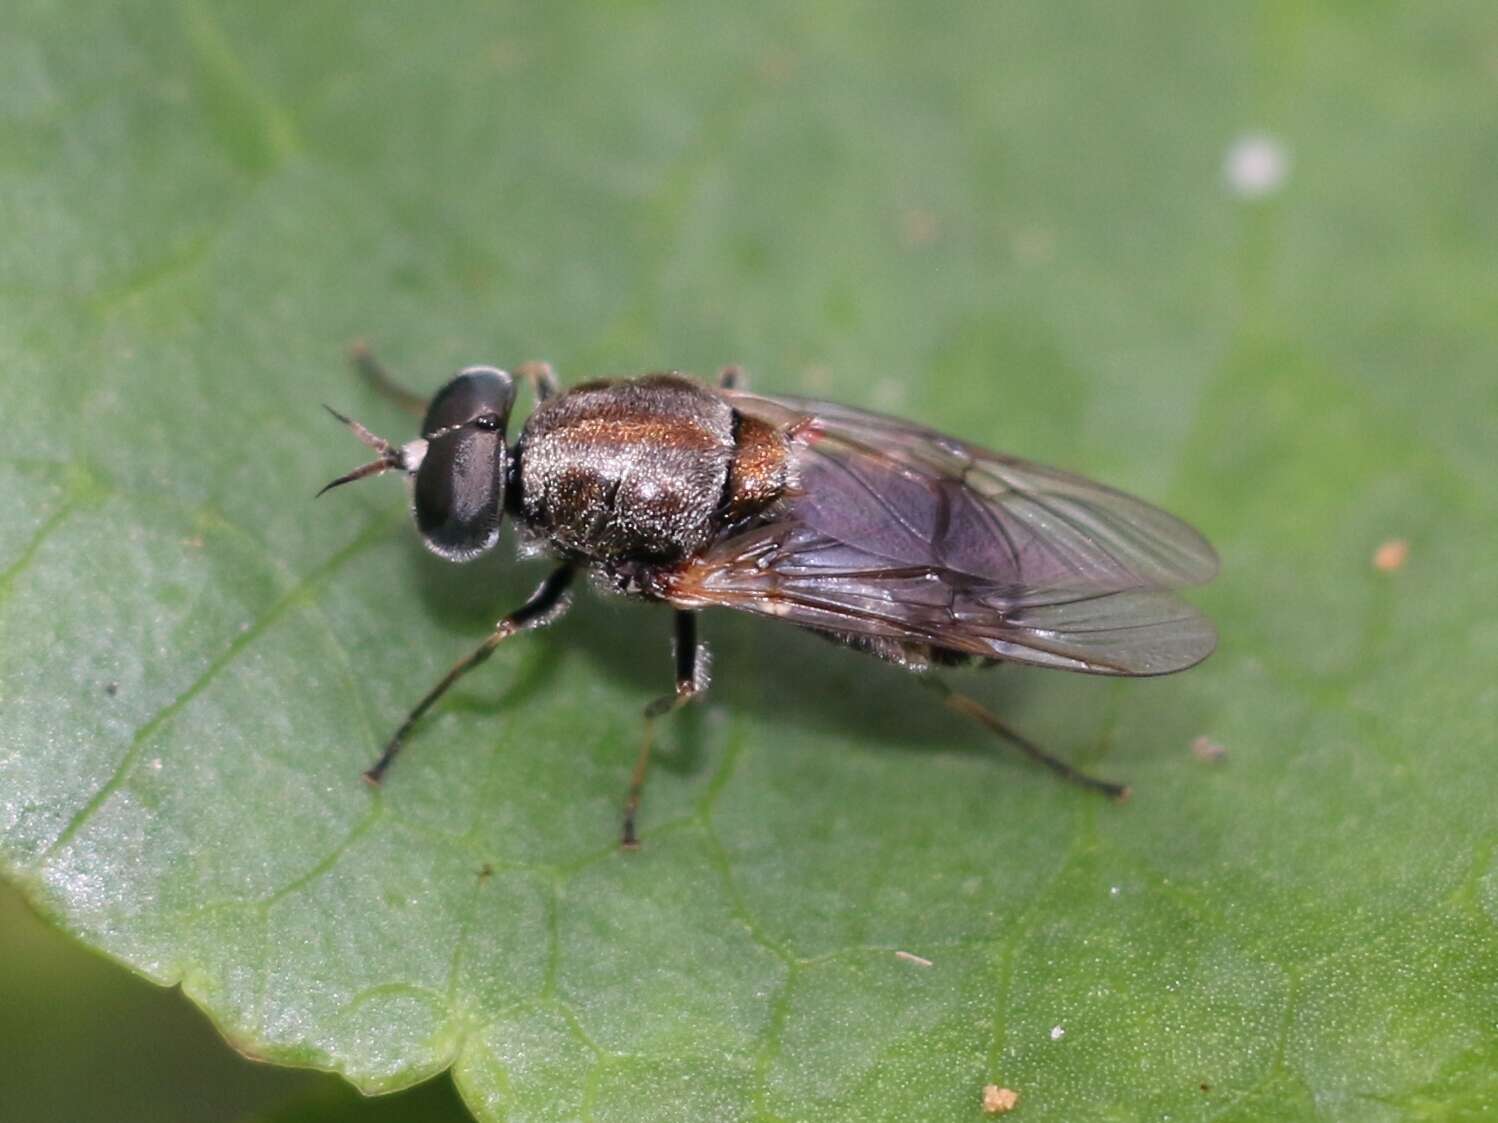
1223 133 1290 199
1050 1024 1066 1041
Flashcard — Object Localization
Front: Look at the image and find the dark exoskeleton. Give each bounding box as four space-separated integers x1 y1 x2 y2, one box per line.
322 348 1218 846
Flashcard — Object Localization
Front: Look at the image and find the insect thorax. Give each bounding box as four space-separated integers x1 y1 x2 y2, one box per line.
516 375 745 564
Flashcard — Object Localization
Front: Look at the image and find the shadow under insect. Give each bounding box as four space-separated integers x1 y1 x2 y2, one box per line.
399 525 1144 800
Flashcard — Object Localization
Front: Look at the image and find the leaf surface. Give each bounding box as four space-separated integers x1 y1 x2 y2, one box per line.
3 2 1496 1120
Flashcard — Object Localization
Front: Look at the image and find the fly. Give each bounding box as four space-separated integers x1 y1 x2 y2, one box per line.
321 346 1218 847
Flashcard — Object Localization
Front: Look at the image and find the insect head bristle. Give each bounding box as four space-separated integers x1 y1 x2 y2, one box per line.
317 404 404 497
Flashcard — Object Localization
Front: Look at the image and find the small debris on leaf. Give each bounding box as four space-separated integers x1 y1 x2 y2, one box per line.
1191 735 1227 763
1050 1024 1066 1041
1223 132 1290 199
894 950 934 967
982 1084 1019 1114
900 207 939 248
1372 538 1409 572
1011 225 1055 264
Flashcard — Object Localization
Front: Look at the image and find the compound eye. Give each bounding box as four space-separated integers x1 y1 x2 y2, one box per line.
414 369 516 561
420 368 515 438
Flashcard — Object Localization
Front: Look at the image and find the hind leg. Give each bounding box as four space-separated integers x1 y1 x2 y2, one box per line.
622 611 706 848
918 676 1130 800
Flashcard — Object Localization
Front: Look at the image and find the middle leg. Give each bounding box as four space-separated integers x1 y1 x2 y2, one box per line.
621 611 706 848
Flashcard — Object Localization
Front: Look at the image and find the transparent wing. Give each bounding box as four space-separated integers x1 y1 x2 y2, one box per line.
665 392 1217 676
733 393 1217 592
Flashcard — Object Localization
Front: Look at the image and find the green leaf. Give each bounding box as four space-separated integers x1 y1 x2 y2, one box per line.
233 1072 473 1123
4 2 1496 1121
0 879 321 1122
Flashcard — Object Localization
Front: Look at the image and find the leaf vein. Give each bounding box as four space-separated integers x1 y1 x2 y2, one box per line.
39 514 399 863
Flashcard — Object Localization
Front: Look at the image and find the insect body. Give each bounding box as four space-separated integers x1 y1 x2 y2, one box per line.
323 351 1218 846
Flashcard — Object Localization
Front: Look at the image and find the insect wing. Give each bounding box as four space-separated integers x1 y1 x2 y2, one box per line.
734 393 1217 591
668 392 1217 676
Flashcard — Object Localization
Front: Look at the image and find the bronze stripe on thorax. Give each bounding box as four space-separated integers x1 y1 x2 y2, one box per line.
556 414 726 454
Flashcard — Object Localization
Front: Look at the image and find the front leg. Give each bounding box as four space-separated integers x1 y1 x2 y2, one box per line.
363 565 576 783
347 341 429 417
621 611 706 848
513 360 561 402
348 344 562 412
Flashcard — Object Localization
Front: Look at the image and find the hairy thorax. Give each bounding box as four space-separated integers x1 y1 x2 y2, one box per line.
517 375 787 567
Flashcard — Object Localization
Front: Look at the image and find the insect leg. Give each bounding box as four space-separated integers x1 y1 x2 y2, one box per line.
363 565 576 784
716 365 746 390
621 611 704 849
919 677 1131 800
513 360 561 402
347 340 429 417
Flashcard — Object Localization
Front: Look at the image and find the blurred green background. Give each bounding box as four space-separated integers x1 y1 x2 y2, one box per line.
0 879 472 1120
4 1 1497 1121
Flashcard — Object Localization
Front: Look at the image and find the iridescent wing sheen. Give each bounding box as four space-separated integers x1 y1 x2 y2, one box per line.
666 391 1218 676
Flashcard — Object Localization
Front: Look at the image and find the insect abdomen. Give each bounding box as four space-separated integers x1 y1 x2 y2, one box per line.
723 413 790 522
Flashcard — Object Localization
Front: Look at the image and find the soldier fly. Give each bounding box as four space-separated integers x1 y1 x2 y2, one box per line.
321 346 1217 846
